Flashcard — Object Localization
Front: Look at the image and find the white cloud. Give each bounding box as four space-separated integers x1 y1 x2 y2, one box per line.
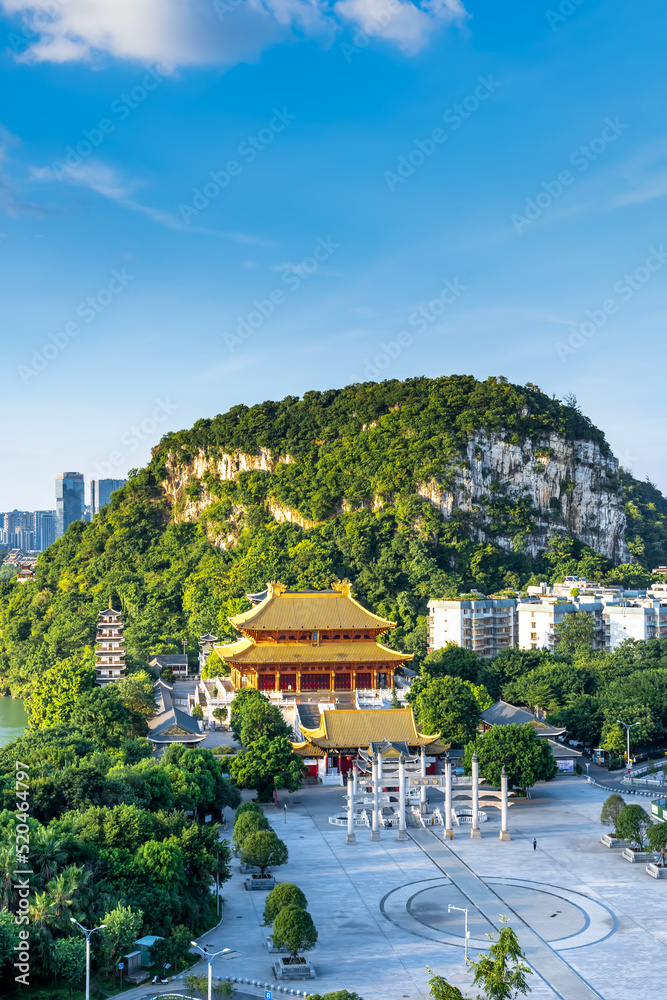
30 157 267 241
1 0 468 66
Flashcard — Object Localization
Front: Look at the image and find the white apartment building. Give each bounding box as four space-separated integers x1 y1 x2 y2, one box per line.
427 597 518 659
517 598 605 653
603 600 667 650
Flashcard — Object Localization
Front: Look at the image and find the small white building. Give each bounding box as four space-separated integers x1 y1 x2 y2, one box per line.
427 597 518 659
517 598 605 653
603 600 667 650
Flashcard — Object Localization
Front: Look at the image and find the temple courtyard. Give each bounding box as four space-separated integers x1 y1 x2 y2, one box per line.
119 774 667 1000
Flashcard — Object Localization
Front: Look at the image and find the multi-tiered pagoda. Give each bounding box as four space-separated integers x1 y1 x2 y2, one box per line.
95 604 127 685
214 580 411 693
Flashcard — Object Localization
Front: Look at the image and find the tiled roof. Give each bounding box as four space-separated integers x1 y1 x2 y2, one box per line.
213 638 410 664
481 700 566 736
229 582 394 631
294 708 441 750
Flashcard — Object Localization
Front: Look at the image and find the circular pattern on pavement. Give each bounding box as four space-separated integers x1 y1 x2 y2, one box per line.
380 876 617 952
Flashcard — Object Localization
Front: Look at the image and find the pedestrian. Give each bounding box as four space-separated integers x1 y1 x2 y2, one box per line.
533 837 537 851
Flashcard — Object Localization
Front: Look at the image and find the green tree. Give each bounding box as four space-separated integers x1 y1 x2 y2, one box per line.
53 936 86 1000
469 916 532 999
463 724 557 789
554 611 596 656
307 992 364 1000
192 704 204 721
413 675 482 744
230 688 267 741
427 969 465 1000
263 882 307 924
421 643 482 683
0 907 20 973
616 804 653 849
229 736 306 801
26 650 96 729
239 697 291 746
240 830 288 876
233 809 269 850
70 686 135 749
234 801 265 822
271 905 317 960
100 904 144 973
647 821 667 866
213 707 228 725
600 793 626 836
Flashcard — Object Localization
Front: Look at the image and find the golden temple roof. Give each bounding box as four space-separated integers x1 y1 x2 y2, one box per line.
292 707 442 751
213 638 410 664
228 581 395 632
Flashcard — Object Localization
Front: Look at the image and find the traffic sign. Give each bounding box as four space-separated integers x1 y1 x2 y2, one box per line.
265 991 272 1000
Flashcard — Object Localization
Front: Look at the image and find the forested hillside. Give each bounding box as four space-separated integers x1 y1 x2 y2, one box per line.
0 375 664 703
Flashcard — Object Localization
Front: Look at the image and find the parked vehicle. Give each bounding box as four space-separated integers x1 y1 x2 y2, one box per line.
568 739 583 747
152 976 169 985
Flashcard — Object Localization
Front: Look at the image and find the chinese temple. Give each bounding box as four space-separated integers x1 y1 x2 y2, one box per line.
213 580 413 693
291 706 447 775
94 603 127 685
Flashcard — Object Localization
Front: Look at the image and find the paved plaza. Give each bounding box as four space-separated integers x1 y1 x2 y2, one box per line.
118 775 667 1000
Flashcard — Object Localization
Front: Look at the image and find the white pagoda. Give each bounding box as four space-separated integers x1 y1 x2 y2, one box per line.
95 602 127 685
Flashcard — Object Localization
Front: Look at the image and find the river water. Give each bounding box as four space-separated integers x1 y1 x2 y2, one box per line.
0 696 27 747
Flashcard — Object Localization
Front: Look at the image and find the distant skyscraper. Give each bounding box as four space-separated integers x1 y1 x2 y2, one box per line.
55 473 84 538
3 511 35 549
35 511 57 551
90 478 127 516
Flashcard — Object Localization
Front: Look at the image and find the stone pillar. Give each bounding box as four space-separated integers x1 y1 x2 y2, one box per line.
378 751 383 791
499 765 511 841
352 760 358 797
397 753 408 841
370 755 380 841
470 751 481 838
346 772 356 845
444 754 452 838
420 746 428 814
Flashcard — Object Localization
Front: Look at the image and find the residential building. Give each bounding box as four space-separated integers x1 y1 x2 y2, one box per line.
94 604 127 684
517 597 605 653
214 580 411 693
603 600 667 650
2 511 35 550
90 478 127 516
427 597 518 659
55 472 84 538
34 510 57 551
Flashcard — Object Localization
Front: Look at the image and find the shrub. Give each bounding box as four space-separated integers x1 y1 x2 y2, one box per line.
263 883 307 925
235 801 265 822
600 793 626 836
240 829 288 875
272 905 317 959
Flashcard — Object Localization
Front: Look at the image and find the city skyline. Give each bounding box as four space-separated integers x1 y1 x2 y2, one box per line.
1 1 666 509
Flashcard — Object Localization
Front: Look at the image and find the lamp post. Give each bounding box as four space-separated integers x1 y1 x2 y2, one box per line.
447 904 470 964
190 942 231 1000
617 719 640 772
70 918 106 1000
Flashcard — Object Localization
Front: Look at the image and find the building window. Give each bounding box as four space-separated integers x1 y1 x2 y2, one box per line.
531 633 537 641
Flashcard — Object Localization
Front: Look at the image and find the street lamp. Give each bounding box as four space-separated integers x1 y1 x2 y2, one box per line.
70 918 106 1000
617 719 640 772
447 904 470 965
190 942 231 1000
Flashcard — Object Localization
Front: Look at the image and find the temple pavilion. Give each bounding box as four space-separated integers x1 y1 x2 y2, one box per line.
291 706 447 776
214 580 413 694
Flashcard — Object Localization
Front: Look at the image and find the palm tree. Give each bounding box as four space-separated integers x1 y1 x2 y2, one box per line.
31 829 67 885
46 865 88 928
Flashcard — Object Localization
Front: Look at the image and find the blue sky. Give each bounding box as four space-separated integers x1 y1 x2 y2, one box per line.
1 0 666 510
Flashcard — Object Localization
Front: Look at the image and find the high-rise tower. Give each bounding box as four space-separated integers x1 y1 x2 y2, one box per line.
55 472 84 538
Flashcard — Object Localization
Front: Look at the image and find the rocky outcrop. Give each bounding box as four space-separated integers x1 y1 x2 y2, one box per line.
416 433 628 562
161 433 629 564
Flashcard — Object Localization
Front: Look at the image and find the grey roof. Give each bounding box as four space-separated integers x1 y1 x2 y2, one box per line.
149 654 187 667
149 680 202 740
547 739 583 759
482 700 566 737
